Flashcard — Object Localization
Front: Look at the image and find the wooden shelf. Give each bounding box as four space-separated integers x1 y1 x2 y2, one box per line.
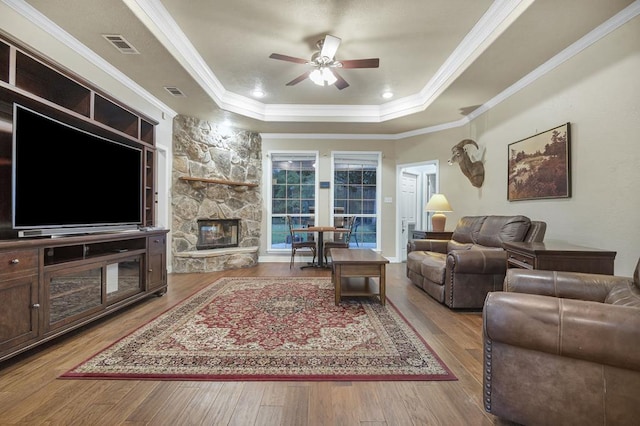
144 149 155 227
0 40 9 83
140 119 154 144
179 176 258 188
15 51 91 117
94 94 138 138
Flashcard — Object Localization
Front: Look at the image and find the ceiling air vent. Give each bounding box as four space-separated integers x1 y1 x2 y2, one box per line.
164 86 186 97
102 34 139 54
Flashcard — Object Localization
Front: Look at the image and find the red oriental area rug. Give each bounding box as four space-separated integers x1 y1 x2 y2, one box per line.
61 277 456 381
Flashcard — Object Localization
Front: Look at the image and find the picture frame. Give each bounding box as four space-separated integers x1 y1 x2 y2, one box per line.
508 123 571 201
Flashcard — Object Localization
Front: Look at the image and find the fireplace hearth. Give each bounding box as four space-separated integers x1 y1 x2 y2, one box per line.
197 219 239 250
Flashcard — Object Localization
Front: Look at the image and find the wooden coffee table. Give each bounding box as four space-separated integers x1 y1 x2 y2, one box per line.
330 248 389 305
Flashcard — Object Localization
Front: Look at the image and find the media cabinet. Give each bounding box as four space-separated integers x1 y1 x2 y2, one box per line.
0 34 168 362
0 32 158 234
0 229 168 362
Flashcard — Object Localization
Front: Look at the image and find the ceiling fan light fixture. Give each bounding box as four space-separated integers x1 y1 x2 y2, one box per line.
309 67 337 86
322 68 337 85
309 69 324 86
270 34 379 89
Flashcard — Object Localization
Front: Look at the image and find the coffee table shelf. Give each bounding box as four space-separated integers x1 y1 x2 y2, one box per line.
330 248 389 305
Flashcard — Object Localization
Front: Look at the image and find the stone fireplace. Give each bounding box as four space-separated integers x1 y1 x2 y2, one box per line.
171 115 262 272
197 218 239 250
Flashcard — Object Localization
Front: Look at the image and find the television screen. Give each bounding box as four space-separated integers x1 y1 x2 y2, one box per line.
12 104 142 234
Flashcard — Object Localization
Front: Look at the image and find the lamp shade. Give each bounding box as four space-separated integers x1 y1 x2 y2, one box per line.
424 194 453 232
424 194 453 213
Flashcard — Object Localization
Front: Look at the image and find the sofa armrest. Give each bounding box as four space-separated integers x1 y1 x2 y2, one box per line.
407 239 448 254
504 269 631 302
484 292 640 371
446 249 507 274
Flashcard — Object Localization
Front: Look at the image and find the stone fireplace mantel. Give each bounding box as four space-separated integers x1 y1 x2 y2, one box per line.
174 246 259 273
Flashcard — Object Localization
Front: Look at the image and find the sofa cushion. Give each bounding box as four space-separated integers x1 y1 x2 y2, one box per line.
448 240 474 251
420 252 447 285
406 251 427 274
451 216 486 244
476 215 531 247
605 282 640 308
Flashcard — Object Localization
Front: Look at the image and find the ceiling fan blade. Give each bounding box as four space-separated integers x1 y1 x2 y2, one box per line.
286 71 311 86
340 58 380 69
269 53 309 64
332 70 350 90
320 35 341 60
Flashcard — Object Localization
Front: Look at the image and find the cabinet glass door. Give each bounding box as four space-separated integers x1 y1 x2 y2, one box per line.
48 266 102 326
106 256 143 303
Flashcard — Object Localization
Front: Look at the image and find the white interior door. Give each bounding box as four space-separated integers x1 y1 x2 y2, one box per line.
400 171 418 261
423 171 437 231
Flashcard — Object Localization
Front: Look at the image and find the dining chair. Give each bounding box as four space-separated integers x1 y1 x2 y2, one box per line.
323 215 356 264
351 217 360 247
286 215 316 268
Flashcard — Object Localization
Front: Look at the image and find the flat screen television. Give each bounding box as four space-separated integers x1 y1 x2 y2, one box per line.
12 104 143 237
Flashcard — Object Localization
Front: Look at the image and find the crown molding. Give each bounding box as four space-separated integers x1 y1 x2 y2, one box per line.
5 0 638 139
3 0 178 119
264 0 640 140
124 0 533 123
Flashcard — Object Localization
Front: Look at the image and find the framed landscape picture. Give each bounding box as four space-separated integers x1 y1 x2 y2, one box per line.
508 123 571 201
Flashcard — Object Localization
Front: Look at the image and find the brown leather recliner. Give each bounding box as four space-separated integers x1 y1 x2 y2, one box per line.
406 215 546 309
483 261 640 425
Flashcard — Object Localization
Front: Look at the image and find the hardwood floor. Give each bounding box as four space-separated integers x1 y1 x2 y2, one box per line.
0 263 513 425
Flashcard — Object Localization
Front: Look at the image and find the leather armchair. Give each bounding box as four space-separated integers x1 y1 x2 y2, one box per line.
483 261 640 425
406 215 546 309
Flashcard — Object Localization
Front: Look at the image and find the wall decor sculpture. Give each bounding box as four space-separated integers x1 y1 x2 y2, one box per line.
508 123 571 201
448 139 485 188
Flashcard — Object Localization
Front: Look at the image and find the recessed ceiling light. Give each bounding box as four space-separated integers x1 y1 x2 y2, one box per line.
382 91 394 99
252 89 265 98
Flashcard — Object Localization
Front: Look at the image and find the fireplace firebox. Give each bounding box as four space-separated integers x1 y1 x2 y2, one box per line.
197 219 239 250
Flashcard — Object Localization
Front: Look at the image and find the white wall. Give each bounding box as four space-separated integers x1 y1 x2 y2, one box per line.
397 15 640 276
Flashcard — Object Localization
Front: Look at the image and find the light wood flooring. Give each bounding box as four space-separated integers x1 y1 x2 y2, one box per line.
0 262 514 425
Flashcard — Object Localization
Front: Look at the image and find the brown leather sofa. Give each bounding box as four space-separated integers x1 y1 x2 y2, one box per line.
483 262 640 425
406 215 546 309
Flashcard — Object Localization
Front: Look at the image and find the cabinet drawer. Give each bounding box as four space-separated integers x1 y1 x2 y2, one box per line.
506 251 535 269
0 249 39 276
147 236 166 254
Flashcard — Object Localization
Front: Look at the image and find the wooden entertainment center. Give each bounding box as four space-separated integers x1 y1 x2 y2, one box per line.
0 230 167 362
0 34 168 362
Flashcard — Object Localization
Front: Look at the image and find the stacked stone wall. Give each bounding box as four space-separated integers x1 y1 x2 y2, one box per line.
171 115 262 271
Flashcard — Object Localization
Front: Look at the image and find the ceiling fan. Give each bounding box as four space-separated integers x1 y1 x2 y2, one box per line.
269 35 380 90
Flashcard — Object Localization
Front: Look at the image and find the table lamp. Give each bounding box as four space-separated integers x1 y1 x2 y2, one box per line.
425 194 453 232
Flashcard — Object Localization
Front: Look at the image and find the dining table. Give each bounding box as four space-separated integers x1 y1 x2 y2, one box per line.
292 226 349 268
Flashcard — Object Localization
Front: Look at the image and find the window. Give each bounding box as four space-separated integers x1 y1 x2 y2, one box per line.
268 152 317 250
332 152 381 249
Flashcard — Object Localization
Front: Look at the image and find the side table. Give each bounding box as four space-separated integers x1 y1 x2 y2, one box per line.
503 241 616 275
411 230 454 240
